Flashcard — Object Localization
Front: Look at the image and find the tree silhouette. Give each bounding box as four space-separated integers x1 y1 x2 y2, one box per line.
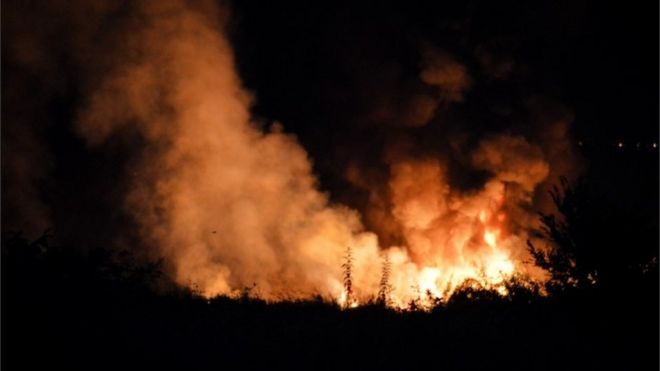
527 175 658 289
527 176 592 286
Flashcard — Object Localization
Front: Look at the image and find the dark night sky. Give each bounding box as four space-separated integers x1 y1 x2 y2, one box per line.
229 0 659 211
235 1 658 134
231 1 658 145
2 0 658 244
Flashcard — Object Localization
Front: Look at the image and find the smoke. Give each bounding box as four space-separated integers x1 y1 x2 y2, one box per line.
375 134 553 306
3 0 582 305
2 0 134 243
420 49 472 104
333 39 581 305
61 0 383 298
1 111 52 236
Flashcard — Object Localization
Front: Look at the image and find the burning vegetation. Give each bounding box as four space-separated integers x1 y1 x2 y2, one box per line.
3 0 658 369
3 0 655 314
70 0 561 307
3 0 583 308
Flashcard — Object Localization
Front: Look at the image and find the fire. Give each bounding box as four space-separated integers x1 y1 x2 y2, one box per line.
344 139 552 309
68 0 559 310
329 175 538 311
483 229 498 248
338 289 359 308
367 157 538 309
418 267 442 299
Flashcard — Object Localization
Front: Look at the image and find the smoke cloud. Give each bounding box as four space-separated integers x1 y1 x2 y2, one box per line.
3 0 582 306
67 0 382 299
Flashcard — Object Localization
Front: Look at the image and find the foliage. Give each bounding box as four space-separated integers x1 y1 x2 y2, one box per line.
377 253 392 306
527 176 658 289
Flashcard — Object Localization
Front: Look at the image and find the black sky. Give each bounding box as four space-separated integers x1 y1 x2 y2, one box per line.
229 0 659 213
232 1 658 142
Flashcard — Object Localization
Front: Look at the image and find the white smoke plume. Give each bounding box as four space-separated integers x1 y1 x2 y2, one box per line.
4 0 582 307
75 0 381 299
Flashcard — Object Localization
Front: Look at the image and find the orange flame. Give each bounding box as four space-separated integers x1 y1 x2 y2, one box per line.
72 0 556 310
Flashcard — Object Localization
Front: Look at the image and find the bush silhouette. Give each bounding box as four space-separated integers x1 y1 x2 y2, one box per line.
527 176 658 289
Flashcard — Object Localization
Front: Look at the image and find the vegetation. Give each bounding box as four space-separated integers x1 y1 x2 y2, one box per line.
341 245 354 307
528 176 658 290
377 254 392 306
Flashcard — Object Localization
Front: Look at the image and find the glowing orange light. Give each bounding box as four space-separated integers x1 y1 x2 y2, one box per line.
484 230 497 248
